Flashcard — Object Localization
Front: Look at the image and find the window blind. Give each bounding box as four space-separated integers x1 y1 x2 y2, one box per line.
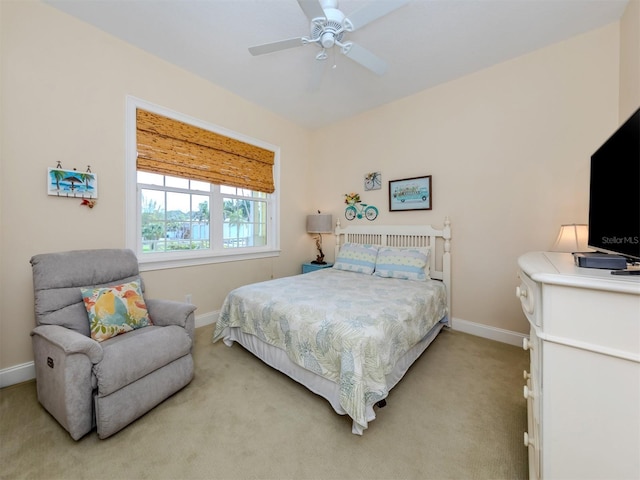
136 109 275 193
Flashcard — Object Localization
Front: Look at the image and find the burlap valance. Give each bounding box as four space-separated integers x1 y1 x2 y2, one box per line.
136 109 275 193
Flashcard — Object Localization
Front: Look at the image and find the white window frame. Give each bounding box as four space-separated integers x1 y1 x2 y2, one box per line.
125 96 280 271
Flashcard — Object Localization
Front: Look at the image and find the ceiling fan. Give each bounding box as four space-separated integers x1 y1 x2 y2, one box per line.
248 0 409 83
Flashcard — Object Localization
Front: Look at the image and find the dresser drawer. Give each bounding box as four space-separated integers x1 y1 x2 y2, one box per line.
516 269 542 327
524 326 542 480
518 252 640 480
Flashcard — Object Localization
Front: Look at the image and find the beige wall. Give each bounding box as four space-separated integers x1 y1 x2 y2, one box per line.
0 0 633 374
310 23 621 334
0 1 312 370
620 0 640 119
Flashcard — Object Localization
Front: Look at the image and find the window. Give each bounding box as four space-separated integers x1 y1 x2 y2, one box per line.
220 186 269 249
126 97 280 270
138 173 212 253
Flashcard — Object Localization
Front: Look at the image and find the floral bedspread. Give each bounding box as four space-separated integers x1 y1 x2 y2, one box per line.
212 268 447 431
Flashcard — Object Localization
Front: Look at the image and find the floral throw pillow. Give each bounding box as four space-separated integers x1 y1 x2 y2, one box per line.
81 280 152 342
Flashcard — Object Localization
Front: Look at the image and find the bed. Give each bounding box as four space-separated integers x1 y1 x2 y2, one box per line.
212 218 452 434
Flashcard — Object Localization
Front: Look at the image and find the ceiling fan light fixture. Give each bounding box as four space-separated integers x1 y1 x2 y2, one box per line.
310 6 345 46
320 32 335 48
311 19 344 44
249 0 408 84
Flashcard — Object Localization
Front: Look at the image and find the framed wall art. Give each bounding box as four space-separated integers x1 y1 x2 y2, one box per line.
364 171 381 191
48 167 98 198
389 175 432 211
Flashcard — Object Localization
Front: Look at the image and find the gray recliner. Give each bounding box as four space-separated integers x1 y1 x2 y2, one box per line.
30 248 196 440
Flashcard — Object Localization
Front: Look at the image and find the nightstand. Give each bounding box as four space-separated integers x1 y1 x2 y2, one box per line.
302 262 333 274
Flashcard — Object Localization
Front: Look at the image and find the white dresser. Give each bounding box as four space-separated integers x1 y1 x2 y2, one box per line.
517 252 640 480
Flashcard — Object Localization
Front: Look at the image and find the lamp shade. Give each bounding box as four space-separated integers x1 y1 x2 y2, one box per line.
306 214 333 234
551 224 589 253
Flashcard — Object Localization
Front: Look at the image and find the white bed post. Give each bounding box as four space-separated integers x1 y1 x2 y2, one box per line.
442 217 452 327
334 218 342 260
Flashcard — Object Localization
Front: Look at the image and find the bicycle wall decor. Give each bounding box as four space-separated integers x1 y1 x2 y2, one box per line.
344 192 378 221
364 171 381 191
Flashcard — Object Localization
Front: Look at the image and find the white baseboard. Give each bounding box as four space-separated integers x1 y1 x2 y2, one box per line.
0 361 35 388
450 317 527 347
0 312 523 389
195 310 218 328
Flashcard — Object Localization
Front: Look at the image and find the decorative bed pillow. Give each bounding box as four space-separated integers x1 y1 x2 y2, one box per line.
333 243 379 274
81 279 153 342
373 247 430 281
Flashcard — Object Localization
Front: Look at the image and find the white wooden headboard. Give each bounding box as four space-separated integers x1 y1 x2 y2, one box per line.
334 217 452 322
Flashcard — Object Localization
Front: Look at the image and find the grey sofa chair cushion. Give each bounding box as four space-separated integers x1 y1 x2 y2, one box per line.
32 249 142 336
94 325 191 396
30 248 196 440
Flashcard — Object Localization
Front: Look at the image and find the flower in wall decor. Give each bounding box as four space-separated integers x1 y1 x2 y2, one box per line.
344 192 361 205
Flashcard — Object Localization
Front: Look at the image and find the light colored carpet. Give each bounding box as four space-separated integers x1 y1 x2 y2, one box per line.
0 324 529 480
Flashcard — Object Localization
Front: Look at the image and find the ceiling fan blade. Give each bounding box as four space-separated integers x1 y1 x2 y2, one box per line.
344 0 410 31
248 37 306 56
341 42 388 75
297 0 326 22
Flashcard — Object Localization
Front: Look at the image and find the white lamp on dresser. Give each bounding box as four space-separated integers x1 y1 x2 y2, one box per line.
551 224 589 253
517 251 640 480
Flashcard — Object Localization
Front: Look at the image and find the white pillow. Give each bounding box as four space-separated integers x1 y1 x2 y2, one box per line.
333 243 379 275
373 247 430 281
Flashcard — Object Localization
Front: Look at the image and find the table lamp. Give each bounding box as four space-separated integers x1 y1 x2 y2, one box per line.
551 224 589 253
306 213 333 264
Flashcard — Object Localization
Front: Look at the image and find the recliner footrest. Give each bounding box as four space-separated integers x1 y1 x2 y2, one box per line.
94 325 191 396
95 354 194 439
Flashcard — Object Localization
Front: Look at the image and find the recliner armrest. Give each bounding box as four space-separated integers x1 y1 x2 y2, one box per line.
31 325 103 364
145 299 196 338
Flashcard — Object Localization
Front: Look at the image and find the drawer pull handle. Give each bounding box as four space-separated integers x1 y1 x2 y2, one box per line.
516 286 528 298
523 338 533 351
524 431 534 447
523 370 531 380
523 385 534 399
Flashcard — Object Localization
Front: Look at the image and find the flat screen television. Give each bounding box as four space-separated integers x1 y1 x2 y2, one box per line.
588 107 640 262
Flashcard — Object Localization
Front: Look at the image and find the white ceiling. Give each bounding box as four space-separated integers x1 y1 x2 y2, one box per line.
45 0 629 129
